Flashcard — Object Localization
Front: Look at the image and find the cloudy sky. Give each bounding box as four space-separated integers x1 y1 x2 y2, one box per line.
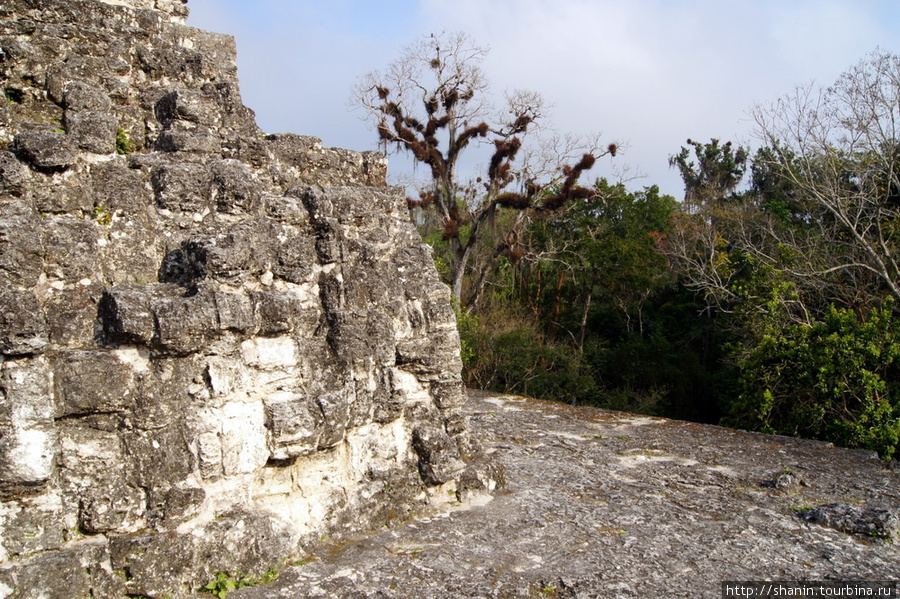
185 0 900 198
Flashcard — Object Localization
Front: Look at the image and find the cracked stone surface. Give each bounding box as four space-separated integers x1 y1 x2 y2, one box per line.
234 391 900 599
0 1 489 595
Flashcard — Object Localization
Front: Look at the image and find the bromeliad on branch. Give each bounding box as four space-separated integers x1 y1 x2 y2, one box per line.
354 31 616 308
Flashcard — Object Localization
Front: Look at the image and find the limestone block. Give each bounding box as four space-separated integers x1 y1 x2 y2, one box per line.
220 399 269 475
153 486 205 525
393 243 441 281
64 110 117 154
290 147 390 188
274 236 317 284
324 310 374 364
40 216 97 282
151 162 212 212
0 289 48 356
388 367 432 405
0 421 57 492
204 357 249 398
155 126 222 154
396 329 464 380
210 158 259 214
110 510 295 598
154 0 190 21
213 290 257 335
0 544 125 599
45 56 117 107
122 425 194 491
365 311 398 364
313 217 342 263
224 133 271 167
136 45 205 81
0 491 66 557
43 286 96 347
158 243 209 288
361 150 388 187
316 391 352 449
803 502 900 541
345 420 408 481
98 285 160 346
265 133 320 168
152 288 219 355
160 219 278 286
155 88 218 126
0 151 27 196
109 532 196 598
265 194 309 225
51 350 137 417
412 424 465 486
197 431 222 478
89 161 149 215
341 262 393 310
129 357 196 431
263 391 320 459
395 336 445 373
430 379 467 410
99 283 215 353
253 290 318 336
13 130 78 171
371 369 404 424
240 336 298 370
99 226 162 287
202 82 255 130
0 358 56 495
62 81 112 112
0 216 44 288
29 170 92 214
421 280 458 329
58 425 145 534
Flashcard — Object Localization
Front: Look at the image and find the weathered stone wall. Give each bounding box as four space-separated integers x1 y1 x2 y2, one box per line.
0 1 490 597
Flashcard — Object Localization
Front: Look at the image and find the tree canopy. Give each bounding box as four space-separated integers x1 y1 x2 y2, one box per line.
355 41 900 459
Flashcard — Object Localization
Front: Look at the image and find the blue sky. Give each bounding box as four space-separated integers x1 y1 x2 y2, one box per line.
186 0 900 198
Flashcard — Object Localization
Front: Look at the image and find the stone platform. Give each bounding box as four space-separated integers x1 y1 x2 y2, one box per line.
235 391 900 599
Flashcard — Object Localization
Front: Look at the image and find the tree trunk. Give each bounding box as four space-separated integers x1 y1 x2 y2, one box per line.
450 243 472 305
577 284 593 353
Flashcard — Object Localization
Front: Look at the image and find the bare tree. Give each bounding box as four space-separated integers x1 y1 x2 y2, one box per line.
752 49 900 304
353 32 614 307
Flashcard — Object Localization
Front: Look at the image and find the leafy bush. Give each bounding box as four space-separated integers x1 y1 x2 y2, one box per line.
199 568 278 598
116 127 135 155
729 302 900 458
455 296 594 404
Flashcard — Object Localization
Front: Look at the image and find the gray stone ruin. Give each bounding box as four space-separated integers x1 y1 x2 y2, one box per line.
0 0 496 596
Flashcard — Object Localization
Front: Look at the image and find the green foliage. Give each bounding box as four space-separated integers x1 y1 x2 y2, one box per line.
116 127 135 155
92 206 112 225
729 302 900 458
452 298 481 370
749 146 808 225
485 327 595 402
452 179 722 418
199 568 279 598
668 138 748 206
4 88 24 104
456 293 595 404
200 572 239 599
